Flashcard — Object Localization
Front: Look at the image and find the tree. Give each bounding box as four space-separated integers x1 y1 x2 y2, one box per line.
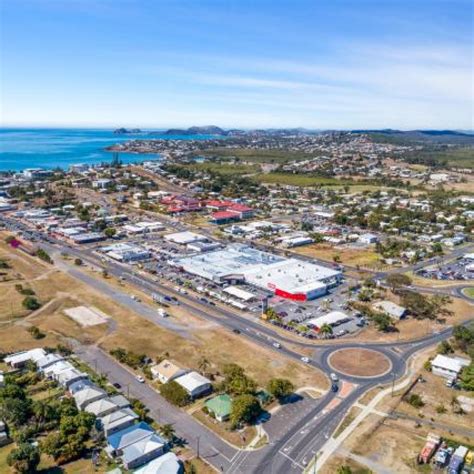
267 378 294 400
22 296 41 311
406 393 424 408
198 357 210 375
74 258 83 266
337 467 353 474
437 340 454 355
104 227 117 238
230 394 261 428
372 312 393 332
401 291 452 321
319 323 333 337
160 423 176 441
36 248 52 264
7 443 40 474
459 363 474 391
160 381 191 407
222 364 257 396
385 273 412 292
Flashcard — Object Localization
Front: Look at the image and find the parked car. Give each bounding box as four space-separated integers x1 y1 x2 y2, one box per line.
136 375 145 383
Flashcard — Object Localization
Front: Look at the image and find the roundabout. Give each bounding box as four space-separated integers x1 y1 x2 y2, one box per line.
327 347 392 378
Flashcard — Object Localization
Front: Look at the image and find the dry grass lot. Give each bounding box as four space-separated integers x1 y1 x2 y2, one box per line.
100 312 328 389
396 368 474 432
329 348 391 377
294 243 382 268
320 454 372 474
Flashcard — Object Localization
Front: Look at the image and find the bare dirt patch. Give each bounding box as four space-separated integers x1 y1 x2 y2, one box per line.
64 305 109 327
329 348 391 377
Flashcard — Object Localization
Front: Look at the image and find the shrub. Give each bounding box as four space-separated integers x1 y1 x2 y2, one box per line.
22 296 41 311
406 393 424 408
28 326 45 340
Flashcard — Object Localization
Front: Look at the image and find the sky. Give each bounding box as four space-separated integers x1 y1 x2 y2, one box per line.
1 0 473 130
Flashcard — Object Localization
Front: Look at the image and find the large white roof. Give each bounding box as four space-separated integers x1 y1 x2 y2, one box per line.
306 311 350 328
172 244 341 295
165 231 207 244
223 286 255 301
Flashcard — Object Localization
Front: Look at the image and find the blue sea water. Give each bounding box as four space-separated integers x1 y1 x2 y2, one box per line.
0 128 209 171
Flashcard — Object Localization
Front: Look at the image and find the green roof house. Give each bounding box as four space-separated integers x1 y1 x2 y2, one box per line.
205 394 232 422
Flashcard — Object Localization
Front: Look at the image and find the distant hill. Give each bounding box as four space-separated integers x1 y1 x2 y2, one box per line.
160 125 227 136
351 129 474 145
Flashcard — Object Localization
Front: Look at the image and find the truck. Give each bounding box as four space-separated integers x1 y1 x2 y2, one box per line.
435 447 450 467
448 446 468 474
461 451 474 474
418 433 441 464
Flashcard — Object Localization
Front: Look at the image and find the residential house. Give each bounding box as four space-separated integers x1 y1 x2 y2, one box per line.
431 355 470 380
106 421 154 457
133 452 182 474
121 433 166 470
98 408 139 437
174 371 212 399
150 360 187 384
4 348 46 368
205 394 232 422
373 301 407 320
74 385 108 411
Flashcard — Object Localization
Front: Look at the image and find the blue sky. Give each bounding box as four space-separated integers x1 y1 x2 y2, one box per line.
1 0 472 129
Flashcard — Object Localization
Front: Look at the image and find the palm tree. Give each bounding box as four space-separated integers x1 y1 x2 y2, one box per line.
160 423 176 442
319 323 333 338
198 357 210 375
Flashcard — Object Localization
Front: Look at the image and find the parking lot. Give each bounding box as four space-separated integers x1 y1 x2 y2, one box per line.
417 256 474 281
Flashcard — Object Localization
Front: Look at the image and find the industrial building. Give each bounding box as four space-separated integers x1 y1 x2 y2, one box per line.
171 244 341 301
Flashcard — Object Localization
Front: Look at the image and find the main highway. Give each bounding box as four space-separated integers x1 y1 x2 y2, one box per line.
1 214 473 473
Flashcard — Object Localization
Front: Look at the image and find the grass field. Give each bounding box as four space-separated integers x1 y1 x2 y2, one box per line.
252 172 351 187
429 147 474 168
188 161 259 175
199 147 315 164
294 244 382 267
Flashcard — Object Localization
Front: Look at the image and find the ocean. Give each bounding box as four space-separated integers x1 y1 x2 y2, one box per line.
0 128 209 171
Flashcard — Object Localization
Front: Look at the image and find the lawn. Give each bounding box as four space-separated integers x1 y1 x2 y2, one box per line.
462 287 474 298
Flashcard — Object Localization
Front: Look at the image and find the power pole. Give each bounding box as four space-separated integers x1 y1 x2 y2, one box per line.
391 372 396 397
197 436 200 458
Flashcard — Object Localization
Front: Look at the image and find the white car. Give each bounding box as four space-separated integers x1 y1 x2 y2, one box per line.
273 342 281 349
136 375 145 383
330 372 339 382
301 356 310 363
